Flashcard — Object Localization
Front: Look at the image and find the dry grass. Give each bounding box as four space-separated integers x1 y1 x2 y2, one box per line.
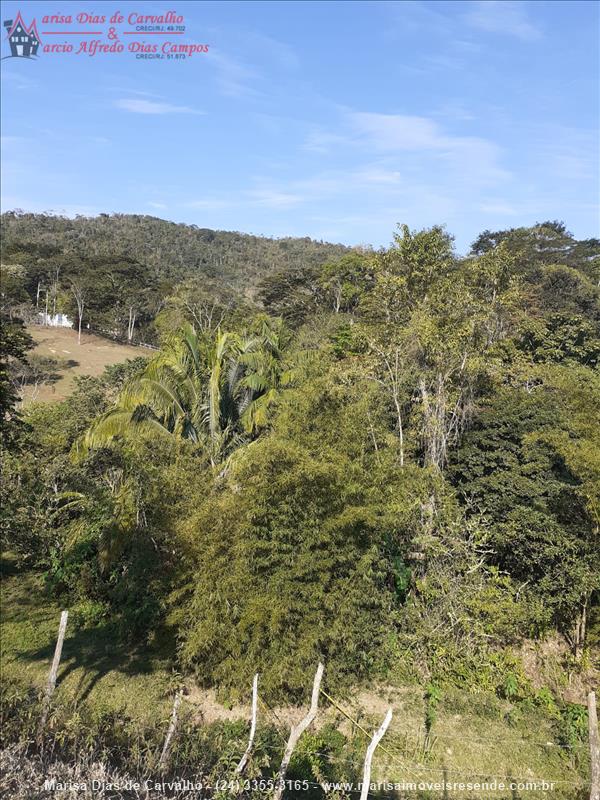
1 564 590 798
518 637 599 705
0 745 198 799
22 327 147 404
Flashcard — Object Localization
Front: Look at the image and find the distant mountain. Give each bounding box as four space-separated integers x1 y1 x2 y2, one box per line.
0 211 350 294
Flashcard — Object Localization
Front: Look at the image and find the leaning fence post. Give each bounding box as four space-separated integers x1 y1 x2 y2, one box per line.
236 673 259 774
38 610 69 740
589 691 600 800
359 708 393 800
159 688 184 771
273 663 324 800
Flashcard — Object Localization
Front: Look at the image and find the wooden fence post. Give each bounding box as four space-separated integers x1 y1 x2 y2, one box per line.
273 663 324 800
159 689 183 771
359 708 393 800
589 691 600 800
236 673 259 774
38 610 68 740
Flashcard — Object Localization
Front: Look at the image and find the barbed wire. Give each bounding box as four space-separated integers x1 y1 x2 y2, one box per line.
387 726 588 751
30 684 590 792
317 689 587 788
39 690 588 754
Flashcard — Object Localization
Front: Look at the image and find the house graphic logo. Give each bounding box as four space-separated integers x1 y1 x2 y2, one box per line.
3 12 41 59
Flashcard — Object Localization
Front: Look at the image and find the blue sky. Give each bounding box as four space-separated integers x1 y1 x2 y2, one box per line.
1 0 598 252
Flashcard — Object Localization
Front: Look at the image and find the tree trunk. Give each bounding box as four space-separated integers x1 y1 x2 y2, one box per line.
574 598 588 660
70 284 86 345
589 692 599 800
392 391 404 468
334 283 342 313
379 348 404 467
127 307 137 342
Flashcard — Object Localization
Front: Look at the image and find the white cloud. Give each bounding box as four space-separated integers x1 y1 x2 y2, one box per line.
247 189 304 209
354 167 403 185
465 1 542 41
147 202 167 210
304 128 349 154
206 51 260 98
346 111 510 185
115 98 201 115
350 112 443 150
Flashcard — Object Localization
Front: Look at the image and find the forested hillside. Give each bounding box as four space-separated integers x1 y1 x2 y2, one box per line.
1 216 599 796
0 211 349 342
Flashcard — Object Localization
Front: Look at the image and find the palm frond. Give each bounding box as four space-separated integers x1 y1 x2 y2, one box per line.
76 408 171 457
240 388 279 433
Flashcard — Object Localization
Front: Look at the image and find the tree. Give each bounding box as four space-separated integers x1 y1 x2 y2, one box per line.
70 280 87 344
5 212 599 710
318 252 373 314
470 221 600 285
517 313 600 368
0 211 348 314
0 316 33 450
179 436 396 699
0 264 30 318
235 316 310 434
358 226 518 471
80 319 302 465
257 267 321 325
80 324 232 463
366 340 410 467
449 380 599 643
10 354 65 402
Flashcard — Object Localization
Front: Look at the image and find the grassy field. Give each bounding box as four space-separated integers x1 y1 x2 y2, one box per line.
1 559 589 797
22 327 147 404
1 557 174 727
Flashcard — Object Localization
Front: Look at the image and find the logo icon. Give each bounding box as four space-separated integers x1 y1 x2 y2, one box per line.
3 12 41 59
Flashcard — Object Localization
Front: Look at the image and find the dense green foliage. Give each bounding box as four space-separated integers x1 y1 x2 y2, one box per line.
449 376 598 630
0 317 33 450
0 212 348 343
2 216 599 705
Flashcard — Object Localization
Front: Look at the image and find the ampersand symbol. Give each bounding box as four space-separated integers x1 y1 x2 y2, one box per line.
108 27 118 40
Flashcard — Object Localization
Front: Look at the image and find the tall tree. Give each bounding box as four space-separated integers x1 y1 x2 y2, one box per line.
79 319 302 464
0 316 33 450
70 281 87 344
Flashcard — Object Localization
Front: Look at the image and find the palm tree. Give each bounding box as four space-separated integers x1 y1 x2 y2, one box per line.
78 319 305 464
80 324 232 463
236 317 305 433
